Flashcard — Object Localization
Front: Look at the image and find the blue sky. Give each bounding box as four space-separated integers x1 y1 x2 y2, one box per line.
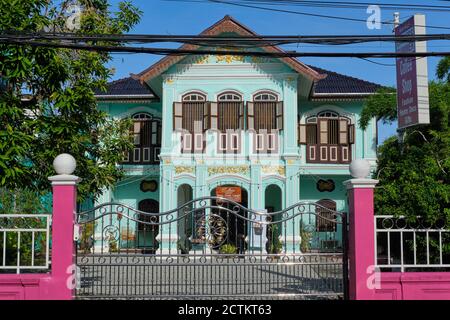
107 0 450 143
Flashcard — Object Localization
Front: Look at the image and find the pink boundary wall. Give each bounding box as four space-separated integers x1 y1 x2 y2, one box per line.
0 175 78 300
375 272 450 300
345 176 450 300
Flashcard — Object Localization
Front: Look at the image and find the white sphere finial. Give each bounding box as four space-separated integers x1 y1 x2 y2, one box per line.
349 159 371 179
53 153 76 175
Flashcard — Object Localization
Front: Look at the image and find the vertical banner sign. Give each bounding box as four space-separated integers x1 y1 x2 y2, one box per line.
395 14 430 129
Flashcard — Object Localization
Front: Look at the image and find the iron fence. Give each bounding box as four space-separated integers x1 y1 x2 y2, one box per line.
0 214 51 274
76 197 347 300
375 215 450 272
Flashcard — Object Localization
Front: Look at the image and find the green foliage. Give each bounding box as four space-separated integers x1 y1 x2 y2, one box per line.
300 224 313 253
0 0 141 202
0 188 51 214
219 244 238 255
359 87 397 130
267 225 283 254
437 56 450 83
360 60 450 225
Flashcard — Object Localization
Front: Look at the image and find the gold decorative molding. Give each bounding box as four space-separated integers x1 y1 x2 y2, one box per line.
208 166 249 176
164 78 174 84
261 166 285 176
193 55 209 64
216 54 244 64
175 166 195 175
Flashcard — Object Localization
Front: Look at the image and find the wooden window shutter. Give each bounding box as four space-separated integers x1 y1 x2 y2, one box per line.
339 119 349 145
348 124 355 144
210 102 218 130
203 102 210 132
319 119 328 144
298 124 307 145
276 101 283 130
239 102 245 130
247 102 255 130
173 102 183 130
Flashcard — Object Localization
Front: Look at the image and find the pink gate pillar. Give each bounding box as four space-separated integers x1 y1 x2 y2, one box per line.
47 153 81 300
343 159 378 300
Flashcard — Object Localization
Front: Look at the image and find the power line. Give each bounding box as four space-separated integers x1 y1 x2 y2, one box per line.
176 0 450 12
1 38 450 58
175 0 450 30
3 32 450 46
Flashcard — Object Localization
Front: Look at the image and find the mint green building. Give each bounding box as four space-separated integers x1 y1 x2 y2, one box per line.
94 16 379 252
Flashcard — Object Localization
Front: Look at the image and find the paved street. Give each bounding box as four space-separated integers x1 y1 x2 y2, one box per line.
76 255 344 300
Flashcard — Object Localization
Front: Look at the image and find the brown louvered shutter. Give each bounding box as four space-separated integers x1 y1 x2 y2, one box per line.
247 102 255 130
339 119 349 145
203 102 210 132
210 102 218 130
319 119 328 144
173 102 183 130
298 124 307 145
239 102 245 130
276 101 283 130
348 124 355 144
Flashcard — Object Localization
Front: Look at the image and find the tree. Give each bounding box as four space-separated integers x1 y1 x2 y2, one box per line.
0 0 142 202
359 62 450 225
437 56 450 83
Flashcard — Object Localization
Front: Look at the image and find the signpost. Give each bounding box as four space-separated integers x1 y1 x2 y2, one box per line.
395 14 430 130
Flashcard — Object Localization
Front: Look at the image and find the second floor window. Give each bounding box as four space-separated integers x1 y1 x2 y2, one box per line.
248 92 283 154
247 92 283 131
124 113 161 164
173 92 208 153
298 111 355 164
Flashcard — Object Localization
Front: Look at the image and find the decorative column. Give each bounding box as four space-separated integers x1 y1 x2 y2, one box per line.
343 159 378 300
283 156 301 253
48 153 81 300
157 159 178 253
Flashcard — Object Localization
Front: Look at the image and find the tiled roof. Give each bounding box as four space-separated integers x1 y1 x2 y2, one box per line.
95 77 157 98
308 65 382 96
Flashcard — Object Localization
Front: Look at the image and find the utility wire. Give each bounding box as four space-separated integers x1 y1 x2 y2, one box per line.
179 0 450 30
1 38 450 58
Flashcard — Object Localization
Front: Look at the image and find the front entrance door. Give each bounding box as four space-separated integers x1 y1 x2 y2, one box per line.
137 199 159 253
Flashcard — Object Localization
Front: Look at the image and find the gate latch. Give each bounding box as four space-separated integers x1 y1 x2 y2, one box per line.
74 224 80 241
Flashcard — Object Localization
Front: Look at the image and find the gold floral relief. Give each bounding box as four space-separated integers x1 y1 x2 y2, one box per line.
216 54 245 64
193 55 209 64
261 166 286 176
175 166 195 175
208 166 249 176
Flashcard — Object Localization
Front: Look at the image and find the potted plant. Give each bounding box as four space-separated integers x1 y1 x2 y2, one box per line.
219 244 238 258
300 225 313 253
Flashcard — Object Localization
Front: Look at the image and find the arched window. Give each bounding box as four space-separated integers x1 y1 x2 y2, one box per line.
299 110 354 164
254 92 277 102
173 92 208 153
316 199 337 232
182 92 206 102
125 112 161 164
217 91 243 131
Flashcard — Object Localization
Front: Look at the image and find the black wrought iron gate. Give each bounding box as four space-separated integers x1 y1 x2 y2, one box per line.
75 197 348 300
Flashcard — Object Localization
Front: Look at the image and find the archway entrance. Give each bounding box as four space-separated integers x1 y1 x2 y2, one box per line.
265 184 282 254
137 199 159 253
210 186 248 253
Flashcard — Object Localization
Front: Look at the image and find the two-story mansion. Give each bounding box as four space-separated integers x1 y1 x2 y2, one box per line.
94 16 380 251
